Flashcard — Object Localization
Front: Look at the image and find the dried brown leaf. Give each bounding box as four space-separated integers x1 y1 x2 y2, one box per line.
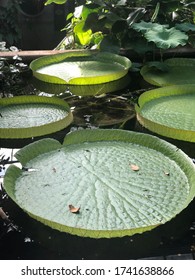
130 164 140 171
69 204 80 214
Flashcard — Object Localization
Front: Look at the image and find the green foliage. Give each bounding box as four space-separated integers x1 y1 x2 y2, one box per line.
0 42 29 98
51 0 195 55
30 51 131 85
0 0 21 46
0 95 73 139
145 26 188 49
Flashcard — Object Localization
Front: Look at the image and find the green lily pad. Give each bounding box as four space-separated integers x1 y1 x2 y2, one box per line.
141 58 195 86
30 51 132 85
3 129 195 238
135 85 195 142
0 95 73 139
32 74 131 96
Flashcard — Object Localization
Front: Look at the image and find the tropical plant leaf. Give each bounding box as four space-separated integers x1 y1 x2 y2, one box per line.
74 21 92 46
144 26 188 49
132 21 168 33
3 129 195 238
136 84 195 142
0 95 73 139
30 51 131 85
175 23 195 32
141 58 195 86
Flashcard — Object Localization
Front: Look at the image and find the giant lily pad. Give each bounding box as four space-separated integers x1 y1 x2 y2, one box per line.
141 58 195 86
3 129 195 238
30 51 131 85
135 85 195 142
0 95 73 139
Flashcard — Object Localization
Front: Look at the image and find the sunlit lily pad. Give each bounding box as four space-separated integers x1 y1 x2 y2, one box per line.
32 74 131 96
136 85 195 142
3 129 195 238
141 58 195 86
30 51 131 85
0 95 73 139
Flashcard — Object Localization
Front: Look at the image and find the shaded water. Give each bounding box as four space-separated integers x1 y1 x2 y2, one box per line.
0 71 195 260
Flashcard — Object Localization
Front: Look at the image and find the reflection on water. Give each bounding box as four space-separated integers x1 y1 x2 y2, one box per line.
0 72 195 260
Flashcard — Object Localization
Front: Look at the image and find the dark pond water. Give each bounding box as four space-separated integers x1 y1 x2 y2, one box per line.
0 69 195 260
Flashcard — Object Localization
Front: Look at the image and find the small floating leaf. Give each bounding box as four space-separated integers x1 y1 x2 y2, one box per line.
130 164 140 171
69 205 80 214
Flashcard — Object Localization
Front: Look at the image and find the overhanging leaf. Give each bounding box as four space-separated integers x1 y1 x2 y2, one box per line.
132 21 168 33
74 21 92 45
144 26 188 49
136 84 195 142
175 23 195 32
30 51 131 85
3 129 195 238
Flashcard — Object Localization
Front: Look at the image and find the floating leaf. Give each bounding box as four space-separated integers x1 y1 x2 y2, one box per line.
30 51 131 85
136 84 195 142
3 129 195 238
130 164 140 171
69 205 80 214
0 95 73 139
